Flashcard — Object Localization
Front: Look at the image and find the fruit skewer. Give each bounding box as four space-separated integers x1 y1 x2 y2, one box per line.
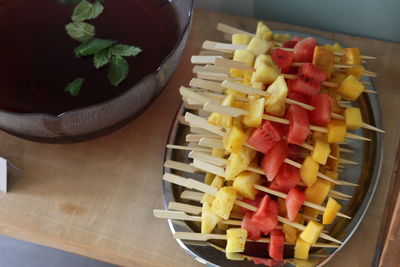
216 23 375 60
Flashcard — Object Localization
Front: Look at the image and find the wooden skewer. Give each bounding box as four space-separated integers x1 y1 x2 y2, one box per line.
181 190 205 202
216 23 375 60
168 202 202 215
167 144 211 153
173 232 340 248
163 173 342 244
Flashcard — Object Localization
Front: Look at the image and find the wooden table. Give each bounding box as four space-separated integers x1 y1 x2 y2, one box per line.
0 9 399 267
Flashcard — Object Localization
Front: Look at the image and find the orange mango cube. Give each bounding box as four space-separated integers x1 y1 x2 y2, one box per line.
327 119 347 143
312 138 331 165
322 197 342 224
344 107 363 130
337 75 364 101
300 156 319 187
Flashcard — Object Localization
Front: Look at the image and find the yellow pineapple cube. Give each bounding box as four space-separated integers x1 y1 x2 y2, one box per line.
265 75 288 117
327 119 347 143
218 222 229 231
232 171 261 200
322 197 342 224
247 37 272 56
226 253 246 261
251 62 279 85
243 97 265 128
299 220 323 245
223 125 247 153
226 88 247 99
208 94 235 128
201 202 221 234
212 148 225 158
344 107 363 130
337 75 364 101
204 172 215 185
225 147 254 180
211 187 237 220
254 54 274 69
232 34 252 45
312 138 331 165
230 50 255 78
294 238 311 260
202 176 225 205
300 156 319 187
273 33 291 43
255 21 273 41
226 228 247 253
251 81 265 91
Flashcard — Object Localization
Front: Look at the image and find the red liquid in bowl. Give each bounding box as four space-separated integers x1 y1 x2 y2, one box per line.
0 0 180 115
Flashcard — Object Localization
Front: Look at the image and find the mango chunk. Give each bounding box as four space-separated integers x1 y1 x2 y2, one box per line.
342 47 361 65
299 220 323 245
327 144 340 172
344 107 363 130
233 171 261 200
247 37 272 56
312 138 331 165
322 197 342 224
346 65 365 80
304 178 331 204
232 34 252 45
337 75 364 101
201 202 221 234
300 156 319 187
211 187 237 220
327 119 347 143
294 238 311 260
226 228 248 253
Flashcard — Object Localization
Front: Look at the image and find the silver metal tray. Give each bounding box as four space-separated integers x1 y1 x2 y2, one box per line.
162 31 383 266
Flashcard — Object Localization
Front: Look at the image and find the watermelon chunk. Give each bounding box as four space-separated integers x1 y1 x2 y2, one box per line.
251 194 278 235
239 196 263 215
248 120 284 155
282 40 297 48
287 91 311 105
261 140 288 181
269 229 285 261
287 105 310 145
269 163 300 193
294 38 317 62
286 188 306 222
287 78 320 97
309 93 332 126
292 36 302 42
241 213 262 240
252 257 283 266
272 49 295 74
298 63 327 84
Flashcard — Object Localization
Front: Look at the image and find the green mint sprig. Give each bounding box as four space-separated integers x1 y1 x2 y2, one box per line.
62 0 142 96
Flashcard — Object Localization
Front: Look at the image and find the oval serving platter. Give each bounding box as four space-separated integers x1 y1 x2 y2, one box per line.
162 31 383 266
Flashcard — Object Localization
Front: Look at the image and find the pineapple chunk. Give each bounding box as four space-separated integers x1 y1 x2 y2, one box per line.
204 172 216 185
208 95 235 128
232 34 252 45
327 119 347 143
226 228 248 253
294 238 311 260
300 156 319 187
202 176 225 205
344 107 363 130
255 21 273 41
225 147 255 180
265 75 288 117
211 187 237 219
251 62 279 85
226 253 246 261
311 138 331 165
243 97 265 128
247 37 272 56
299 220 323 245
223 125 247 153
232 171 261 200
273 33 291 43
337 75 364 101
251 81 265 91
254 54 274 69
218 222 229 231
212 148 225 158
322 197 342 224
226 87 247 99
201 203 221 234
230 50 255 78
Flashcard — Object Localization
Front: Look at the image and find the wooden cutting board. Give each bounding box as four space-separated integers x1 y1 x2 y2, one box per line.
0 9 399 267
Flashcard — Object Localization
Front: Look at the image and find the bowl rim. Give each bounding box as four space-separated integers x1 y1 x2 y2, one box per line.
0 0 194 119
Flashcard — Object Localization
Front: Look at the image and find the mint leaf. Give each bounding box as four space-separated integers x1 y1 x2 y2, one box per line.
72 0 104 22
93 48 111 69
65 78 84 96
74 38 116 57
107 56 129 87
111 44 142 57
59 0 82 5
65 21 95 42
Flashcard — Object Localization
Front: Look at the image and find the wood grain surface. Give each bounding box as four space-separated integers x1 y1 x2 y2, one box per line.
0 9 399 267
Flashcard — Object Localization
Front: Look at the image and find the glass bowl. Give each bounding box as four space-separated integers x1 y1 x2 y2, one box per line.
0 0 193 143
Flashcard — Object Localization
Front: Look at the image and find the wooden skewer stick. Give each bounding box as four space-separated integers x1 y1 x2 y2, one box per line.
216 23 375 60
168 202 202 215
173 232 340 248
163 173 342 244
181 190 205 202
167 144 211 153
331 113 385 133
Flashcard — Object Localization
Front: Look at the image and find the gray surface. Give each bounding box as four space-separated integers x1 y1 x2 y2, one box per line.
0 236 115 267
195 0 400 43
